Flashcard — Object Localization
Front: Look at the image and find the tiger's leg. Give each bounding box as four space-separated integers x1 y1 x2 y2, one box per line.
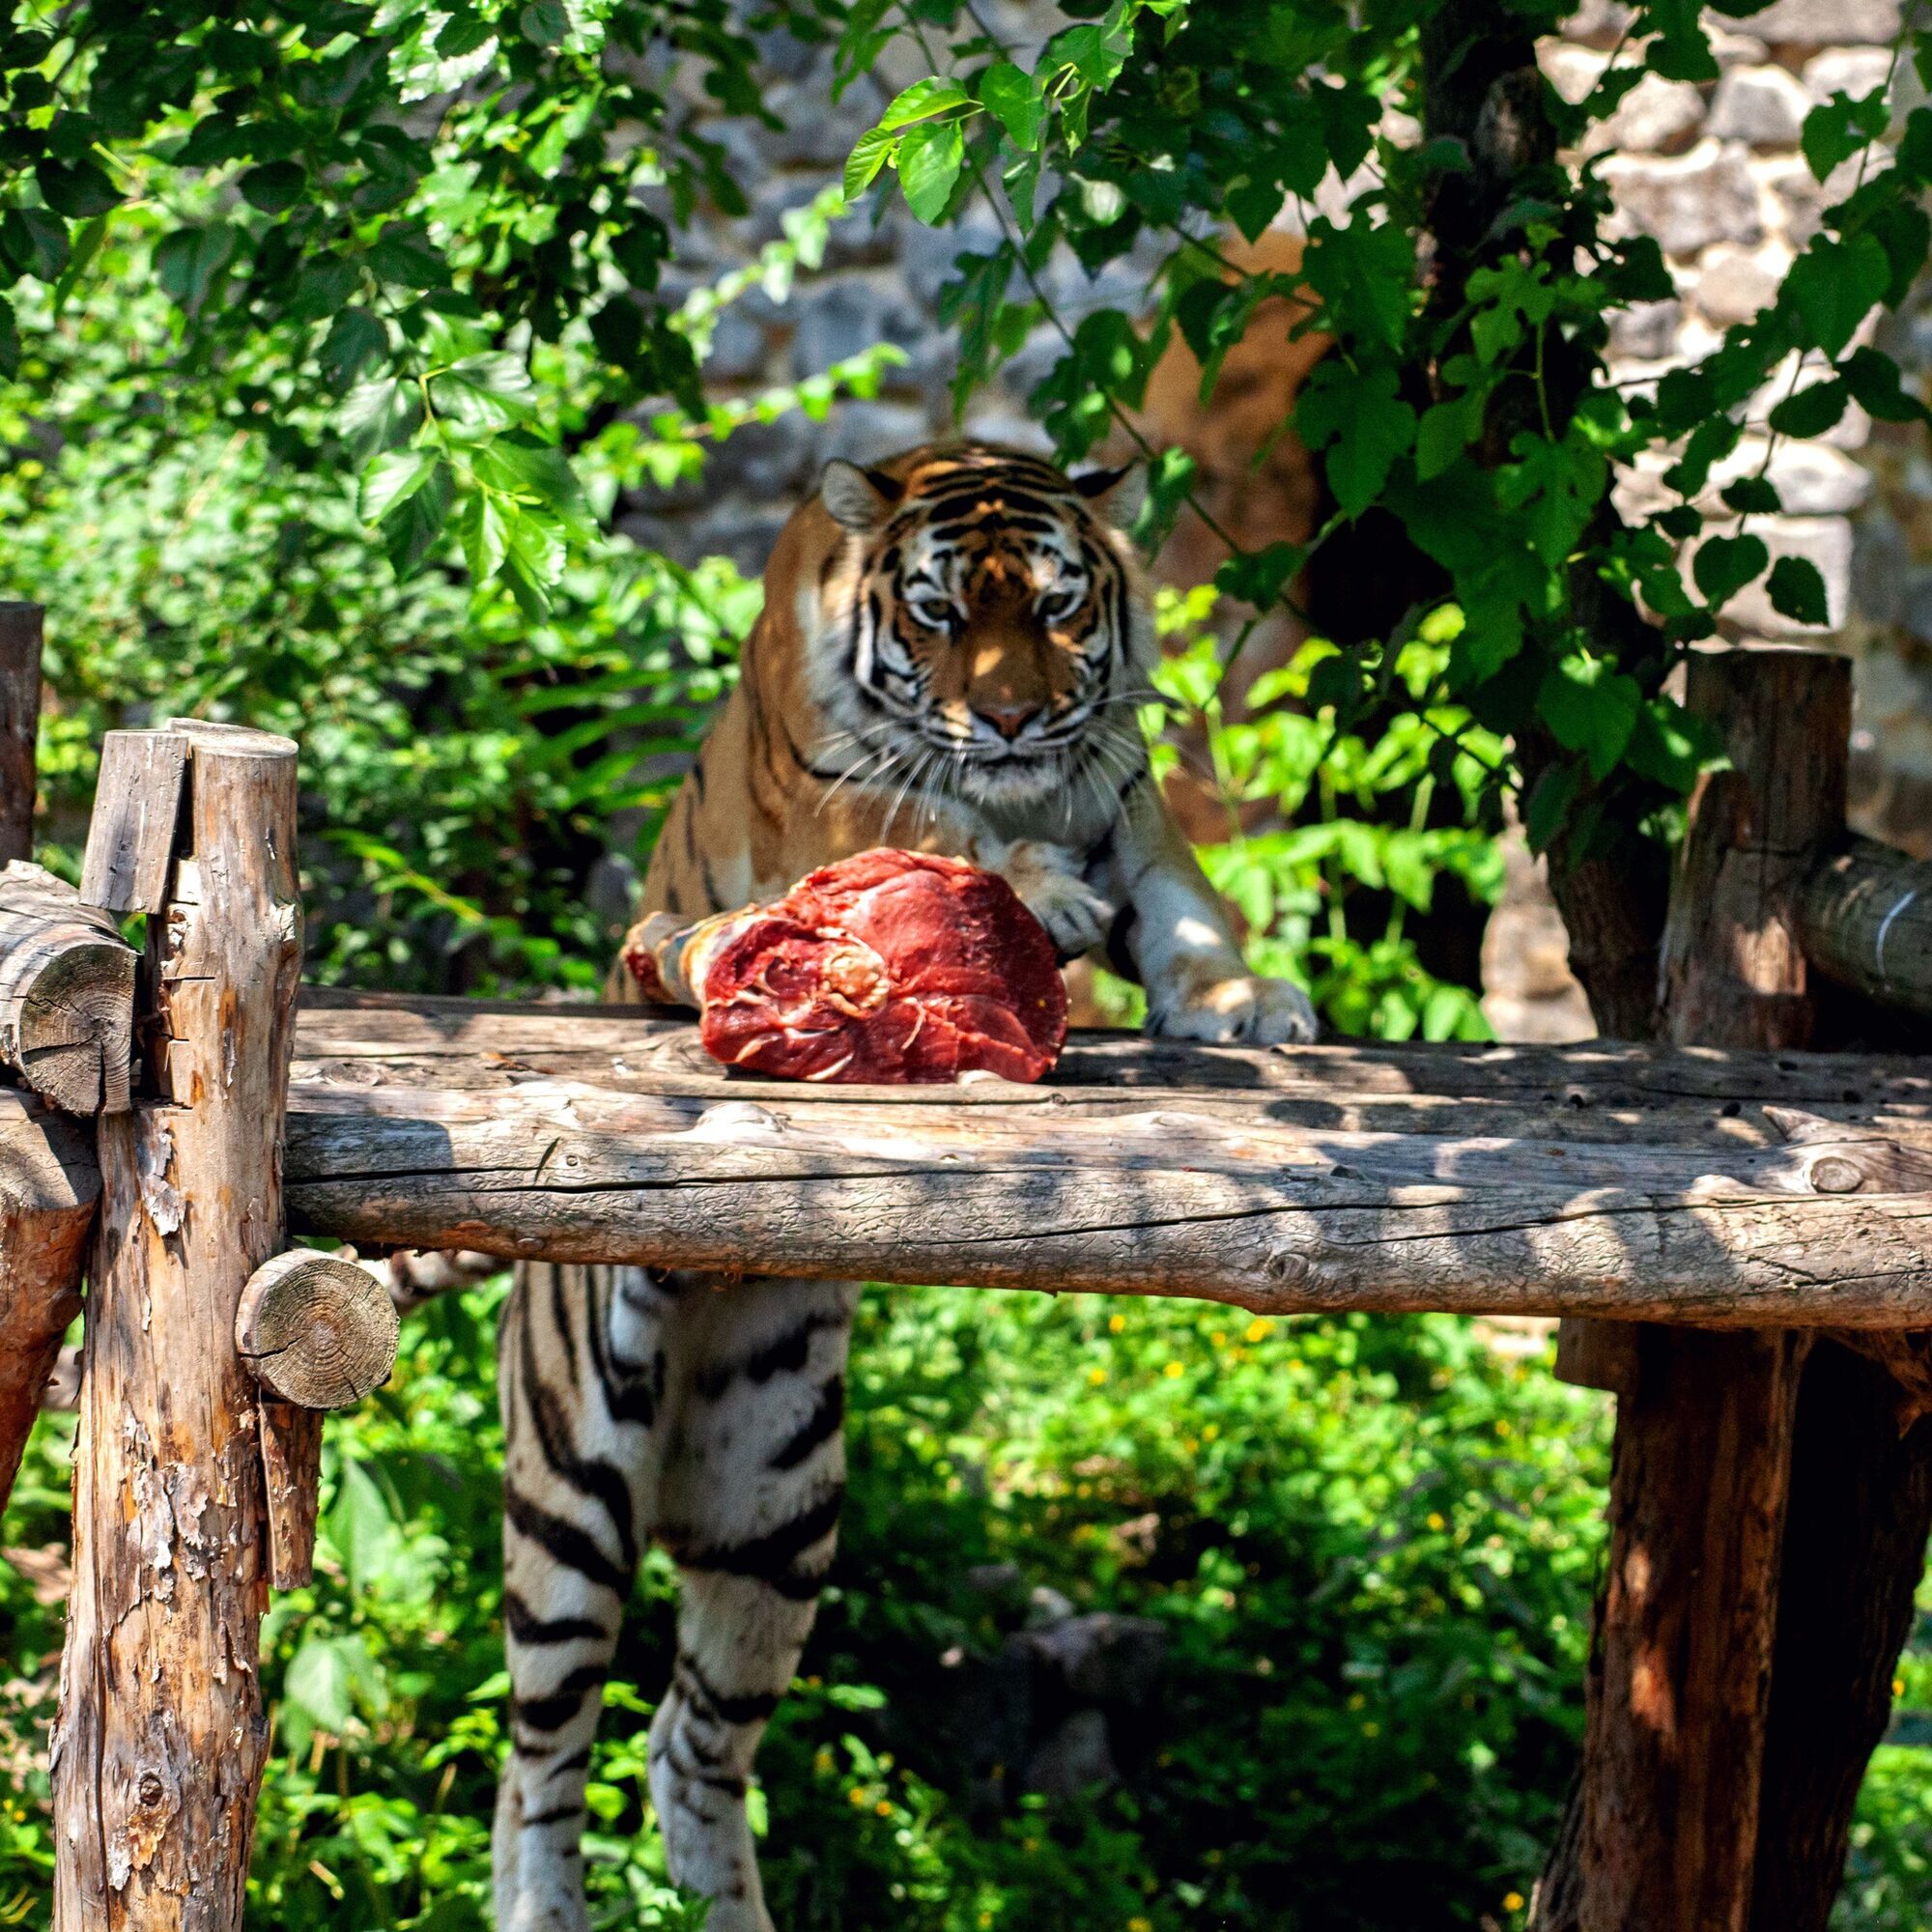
650 1275 861 1932
495 1261 670 1932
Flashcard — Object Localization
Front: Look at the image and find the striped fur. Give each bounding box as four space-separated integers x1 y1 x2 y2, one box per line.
495 443 1316 1932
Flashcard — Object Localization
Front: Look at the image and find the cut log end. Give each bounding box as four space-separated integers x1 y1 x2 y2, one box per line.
236 1249 400 1409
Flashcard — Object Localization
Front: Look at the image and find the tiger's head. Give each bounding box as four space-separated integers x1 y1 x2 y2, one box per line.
801 443 1153 812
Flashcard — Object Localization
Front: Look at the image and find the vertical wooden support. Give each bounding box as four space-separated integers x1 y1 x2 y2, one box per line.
1574 648 1848 1932
0 604 42 866
52 722 301 1932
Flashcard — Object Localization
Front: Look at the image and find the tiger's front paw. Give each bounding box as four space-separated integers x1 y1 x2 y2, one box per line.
993 841 1117 963
1150 974 1319 1045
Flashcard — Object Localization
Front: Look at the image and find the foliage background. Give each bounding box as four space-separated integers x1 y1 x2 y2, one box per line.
3 0 1932 1927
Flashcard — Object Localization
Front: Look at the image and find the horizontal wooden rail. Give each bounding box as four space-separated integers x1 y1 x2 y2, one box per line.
1801 837 1932 1018
280 992 1932 1327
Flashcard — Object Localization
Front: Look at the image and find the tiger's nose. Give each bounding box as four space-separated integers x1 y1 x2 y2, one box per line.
976 703 1039 741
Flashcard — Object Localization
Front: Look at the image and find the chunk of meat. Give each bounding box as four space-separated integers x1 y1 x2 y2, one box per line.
622 849 1068 1084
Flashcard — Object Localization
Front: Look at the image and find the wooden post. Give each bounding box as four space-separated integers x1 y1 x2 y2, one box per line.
0 1092 98 1506
236 1248 398 1589
52 722 301 1932
0 604 42 866
1570 647 1848 1932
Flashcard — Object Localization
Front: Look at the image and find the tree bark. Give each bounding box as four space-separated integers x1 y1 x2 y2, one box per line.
1748 1344 1932 1928
1800 837 1932 1020
0 1090 97 1510
0 861 137 1114
1544 650 1848 1932
52 722 302 1932
0 604 42 867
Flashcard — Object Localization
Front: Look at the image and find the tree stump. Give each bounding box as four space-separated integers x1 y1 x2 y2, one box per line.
52 722 301 1932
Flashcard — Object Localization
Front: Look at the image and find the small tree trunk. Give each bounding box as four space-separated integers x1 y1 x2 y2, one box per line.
52 722 302 1932
0 604 42 867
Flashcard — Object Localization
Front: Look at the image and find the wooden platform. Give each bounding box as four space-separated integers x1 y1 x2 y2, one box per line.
286 990 1932 1324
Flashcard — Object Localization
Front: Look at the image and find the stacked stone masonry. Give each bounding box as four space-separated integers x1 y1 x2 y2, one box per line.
623 0 1929 879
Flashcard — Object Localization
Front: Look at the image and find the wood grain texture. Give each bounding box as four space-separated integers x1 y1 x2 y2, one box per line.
236 1249 398 1409
52 724 302 1932
264 1032 1932 1325
1800 837 1932 1019
79 730 188 916
1659 648 1851 1054
0 862 136 1113
0 1090 97 1512
0 604 42 867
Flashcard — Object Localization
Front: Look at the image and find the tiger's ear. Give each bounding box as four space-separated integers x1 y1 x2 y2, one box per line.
820 460 903 532
1071 463 1148 531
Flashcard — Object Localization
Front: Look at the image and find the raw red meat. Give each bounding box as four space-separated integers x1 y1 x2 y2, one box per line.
624 849 1067 1084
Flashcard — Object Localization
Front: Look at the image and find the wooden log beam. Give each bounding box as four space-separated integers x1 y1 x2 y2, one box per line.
0 1091 97 1509
0 604 42 867
1800 837 1932 1019
267 1065 1932 1325
0 861 136 1114
53 723 302 1932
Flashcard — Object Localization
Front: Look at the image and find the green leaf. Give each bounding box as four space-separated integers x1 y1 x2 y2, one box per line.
240 160 307 213
1692 532 1770 607
337 375 422 460
1841 346 1929 423
1213 541 1305 611
0 296 16 381
366 221 447 290
35 157 118 218
1521 760 1580 852
383 458 454 577
1 206 69 281
1766 554 1831 627
461 488 513 580
1296 360 1416 520
1538 655 1641 781
357 447 437 524
1782 234 1889 356
154 223 236 312
318 307 385 391
432 352 536 432
1802 96 1865 183
1624 696 1722 792
879 77 971 132
1768 379 1847 439
844 126 895 200
1719 474 1781 516
1494 429 1606 567
519 0 568 45
1414 394 1483 482
898 119 965 224
980 62 1042 149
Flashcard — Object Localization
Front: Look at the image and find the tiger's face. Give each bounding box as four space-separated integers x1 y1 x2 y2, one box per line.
806 444 1153 813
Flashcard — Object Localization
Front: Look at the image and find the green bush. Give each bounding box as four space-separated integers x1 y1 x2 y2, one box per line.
0 1286 1612 1932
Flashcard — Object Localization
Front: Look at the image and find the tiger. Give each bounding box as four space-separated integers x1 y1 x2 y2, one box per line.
493 441 1318 1932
